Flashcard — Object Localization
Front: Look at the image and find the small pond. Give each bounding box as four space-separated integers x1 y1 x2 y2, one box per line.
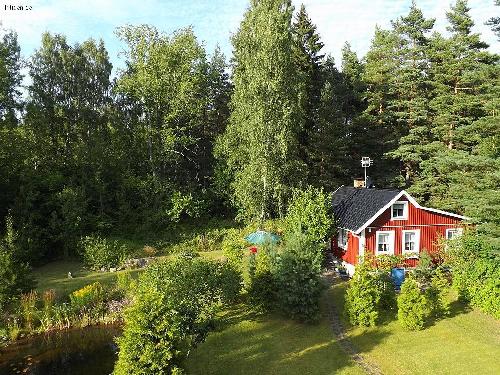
0 326 121 375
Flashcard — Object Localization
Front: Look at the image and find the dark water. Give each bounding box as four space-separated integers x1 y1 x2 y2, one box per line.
0 326 121 375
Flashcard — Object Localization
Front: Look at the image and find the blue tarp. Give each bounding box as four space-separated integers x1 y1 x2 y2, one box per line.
245 230 281 245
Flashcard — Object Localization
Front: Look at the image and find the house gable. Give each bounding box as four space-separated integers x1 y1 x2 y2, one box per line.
353 190 469 234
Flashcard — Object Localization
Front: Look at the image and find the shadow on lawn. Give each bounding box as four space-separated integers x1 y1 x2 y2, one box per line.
187 296 390 375
424 298 471 328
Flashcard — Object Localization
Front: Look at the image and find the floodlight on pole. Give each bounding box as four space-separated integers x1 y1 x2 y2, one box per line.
361 157 373 187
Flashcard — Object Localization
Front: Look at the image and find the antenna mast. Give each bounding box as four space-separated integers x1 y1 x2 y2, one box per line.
361 157 373 188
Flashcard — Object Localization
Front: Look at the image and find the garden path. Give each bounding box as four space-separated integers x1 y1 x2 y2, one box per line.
322 255 383 375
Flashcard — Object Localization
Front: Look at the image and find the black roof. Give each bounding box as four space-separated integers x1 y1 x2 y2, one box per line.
332 186 401 232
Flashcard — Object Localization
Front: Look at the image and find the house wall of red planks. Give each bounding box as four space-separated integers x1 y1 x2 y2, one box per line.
364 197 464 267
331 232 359 265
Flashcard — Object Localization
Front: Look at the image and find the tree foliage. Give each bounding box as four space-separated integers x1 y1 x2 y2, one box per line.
114 257 241 374
284 186 333 243
275 233 323 322
217 0 305 221
445 233 500 319
0 215 35 310
0 0 497 290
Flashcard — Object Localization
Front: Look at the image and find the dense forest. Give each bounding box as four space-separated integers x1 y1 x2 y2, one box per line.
0 0 498 265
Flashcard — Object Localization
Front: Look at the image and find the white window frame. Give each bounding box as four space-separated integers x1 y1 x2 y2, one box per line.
391 201 408 220
402 229 420 256
376 230 395 255
445 227 463 240
338 229 348 249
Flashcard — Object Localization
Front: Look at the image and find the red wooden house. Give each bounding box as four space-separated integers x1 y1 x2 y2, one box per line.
331 185 469 275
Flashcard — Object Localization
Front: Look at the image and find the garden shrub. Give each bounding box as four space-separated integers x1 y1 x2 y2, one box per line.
445 233 500 319
142 245 157 257
249 270 278 310
248 242 279 309
80 235 128 270
215 261 243 302
114 257 242 375
374 271 397 310
284 186 333 243
413 251 435 285
426 268 451 317
115 272 134 295
275 234 323 322
397 275 431 330
344 258 395 327
221 228 246 269
376 254 405 271
70 282 104 313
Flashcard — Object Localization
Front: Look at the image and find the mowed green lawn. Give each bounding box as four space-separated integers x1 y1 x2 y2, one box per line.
185 302 365 375
33 258 500 375
33 260 142 299
329 283 500 375
33 250 225 300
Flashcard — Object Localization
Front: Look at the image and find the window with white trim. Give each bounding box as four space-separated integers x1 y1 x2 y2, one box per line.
376 231 394 255
446 228 463 240
338 229 348 249
391 201 408 220
402 230 420 255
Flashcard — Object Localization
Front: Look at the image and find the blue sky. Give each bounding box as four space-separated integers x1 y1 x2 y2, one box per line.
1 0 499 74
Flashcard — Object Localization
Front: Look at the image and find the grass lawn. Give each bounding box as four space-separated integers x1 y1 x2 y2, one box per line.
329 283 500 375
33 250 225 300
185 298 364 375
33 260 142 299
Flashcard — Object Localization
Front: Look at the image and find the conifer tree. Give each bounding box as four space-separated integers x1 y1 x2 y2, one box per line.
388 2 435 186
361 27 402 185
305 56 345 189
410 1 500 242
428 0 492 151
486 0 500 40
292 4 325 180
338 43 369 181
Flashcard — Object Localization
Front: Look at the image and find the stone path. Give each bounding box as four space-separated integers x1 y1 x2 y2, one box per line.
322 269 383 375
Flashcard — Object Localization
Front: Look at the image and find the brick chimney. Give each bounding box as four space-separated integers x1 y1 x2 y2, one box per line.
353 178 365 188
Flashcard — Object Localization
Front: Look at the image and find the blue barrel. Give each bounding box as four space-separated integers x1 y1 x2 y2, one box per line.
391 268 405 288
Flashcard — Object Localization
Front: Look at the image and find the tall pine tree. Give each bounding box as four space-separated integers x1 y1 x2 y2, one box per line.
388 1 435 186
292 4 325 183
362 26 402 185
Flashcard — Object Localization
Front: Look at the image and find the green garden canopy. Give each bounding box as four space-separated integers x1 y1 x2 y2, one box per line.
245 230 281 245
